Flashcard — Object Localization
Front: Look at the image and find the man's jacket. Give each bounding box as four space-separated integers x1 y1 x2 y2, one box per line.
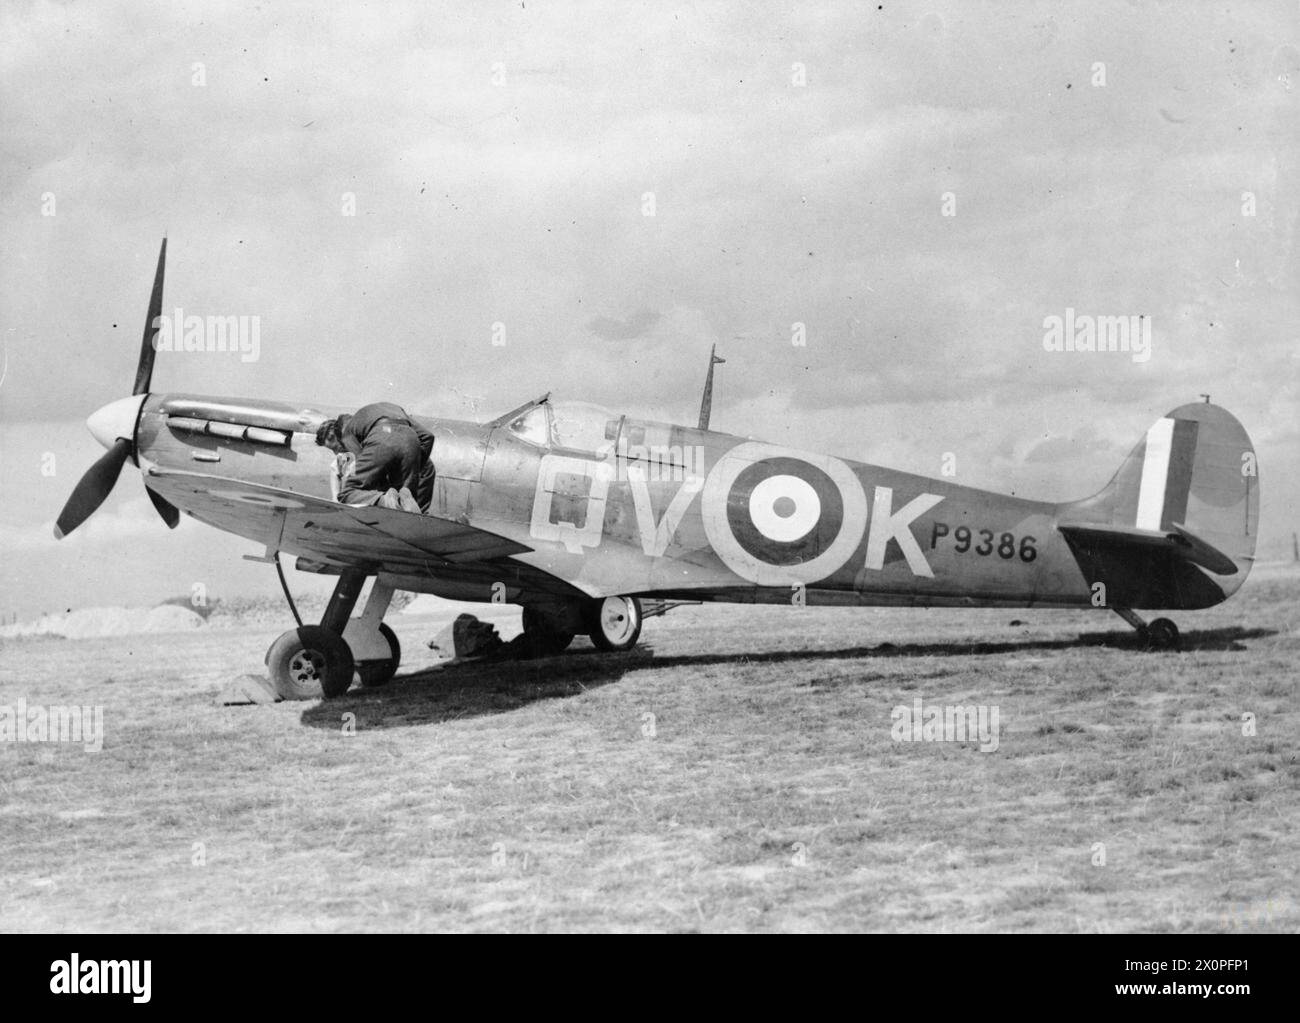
340 402 434 461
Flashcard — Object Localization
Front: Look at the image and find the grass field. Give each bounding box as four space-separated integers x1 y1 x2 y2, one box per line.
1 566 1296 933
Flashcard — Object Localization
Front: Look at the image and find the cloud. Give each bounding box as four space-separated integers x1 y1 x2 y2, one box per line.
586 309 662 341
1 0 1297 616
1022 427 1100 465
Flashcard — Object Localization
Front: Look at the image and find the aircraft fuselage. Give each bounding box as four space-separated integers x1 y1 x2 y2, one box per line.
130 392 1207 611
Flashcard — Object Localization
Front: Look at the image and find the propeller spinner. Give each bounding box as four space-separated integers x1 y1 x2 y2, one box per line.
54 238 181 538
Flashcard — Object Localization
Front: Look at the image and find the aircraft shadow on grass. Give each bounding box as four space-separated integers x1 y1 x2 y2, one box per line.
298 625 1276 731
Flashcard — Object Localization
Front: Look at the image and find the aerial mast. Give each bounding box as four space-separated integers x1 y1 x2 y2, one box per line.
697 344 726 430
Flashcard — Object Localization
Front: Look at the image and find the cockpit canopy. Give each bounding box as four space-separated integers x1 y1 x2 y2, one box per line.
507 399 622 454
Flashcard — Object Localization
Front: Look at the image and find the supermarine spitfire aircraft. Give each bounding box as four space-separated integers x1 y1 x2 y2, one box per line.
56 242 1260 698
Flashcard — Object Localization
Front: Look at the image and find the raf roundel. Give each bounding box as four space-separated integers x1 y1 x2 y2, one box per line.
749 474 821 543
702 443 868 586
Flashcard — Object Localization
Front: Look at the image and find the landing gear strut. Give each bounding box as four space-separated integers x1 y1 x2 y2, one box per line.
343 581 400 687
266 569 403 699
1114 607 1181 650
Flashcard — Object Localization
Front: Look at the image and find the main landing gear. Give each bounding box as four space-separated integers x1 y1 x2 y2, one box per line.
265 569 402 699
518 596 644 657
1113 607 1181 651
265 580 647 697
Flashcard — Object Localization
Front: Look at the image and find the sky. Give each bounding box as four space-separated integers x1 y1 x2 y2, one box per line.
1 0 1297 619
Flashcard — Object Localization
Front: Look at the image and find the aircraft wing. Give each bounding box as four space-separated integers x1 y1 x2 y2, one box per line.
142 470 580 596
1056 521 1239 576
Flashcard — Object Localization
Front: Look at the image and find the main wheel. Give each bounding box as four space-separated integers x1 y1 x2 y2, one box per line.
586 596 642 652
520 605 575 657
1145 617 1180 651
356 622 401 687
266 626 355 700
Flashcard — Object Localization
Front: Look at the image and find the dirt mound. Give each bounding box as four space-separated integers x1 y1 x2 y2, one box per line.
0 604 206 640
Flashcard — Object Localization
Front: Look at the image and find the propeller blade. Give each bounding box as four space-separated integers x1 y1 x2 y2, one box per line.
133 237 167 396
146 483 180 529
53 438 131 539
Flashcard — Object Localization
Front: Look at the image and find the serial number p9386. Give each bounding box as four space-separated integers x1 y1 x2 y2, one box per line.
929 522 1037 562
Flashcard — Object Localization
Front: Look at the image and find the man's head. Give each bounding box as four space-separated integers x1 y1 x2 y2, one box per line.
314 416 345 453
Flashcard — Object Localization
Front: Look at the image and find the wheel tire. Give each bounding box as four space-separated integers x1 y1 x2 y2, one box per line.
266 626 355 700
586 596 642 652
356 623 401 687
520 605 575 657
1145 617 1180 651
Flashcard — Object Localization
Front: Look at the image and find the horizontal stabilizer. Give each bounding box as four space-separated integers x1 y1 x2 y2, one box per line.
1057 522 1238 576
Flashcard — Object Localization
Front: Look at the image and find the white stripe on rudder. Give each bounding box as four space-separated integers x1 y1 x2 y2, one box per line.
1135 417 1175 530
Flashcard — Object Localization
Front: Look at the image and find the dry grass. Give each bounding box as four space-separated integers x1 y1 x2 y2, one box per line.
1 566 1297 933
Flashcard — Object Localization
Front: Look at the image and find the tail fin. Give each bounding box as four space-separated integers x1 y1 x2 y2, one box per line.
1058 402 1258 607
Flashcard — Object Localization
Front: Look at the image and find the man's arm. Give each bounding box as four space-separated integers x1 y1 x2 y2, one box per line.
411 419 435 462
337 413 365 456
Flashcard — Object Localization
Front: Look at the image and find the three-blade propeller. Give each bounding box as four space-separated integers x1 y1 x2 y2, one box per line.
54 238 181 539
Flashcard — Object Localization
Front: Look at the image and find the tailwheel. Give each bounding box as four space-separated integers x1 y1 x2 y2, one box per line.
1143 617 1180 651
266 626 355 700
586 596 642 652
520 605 575 657
356 622 401 687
